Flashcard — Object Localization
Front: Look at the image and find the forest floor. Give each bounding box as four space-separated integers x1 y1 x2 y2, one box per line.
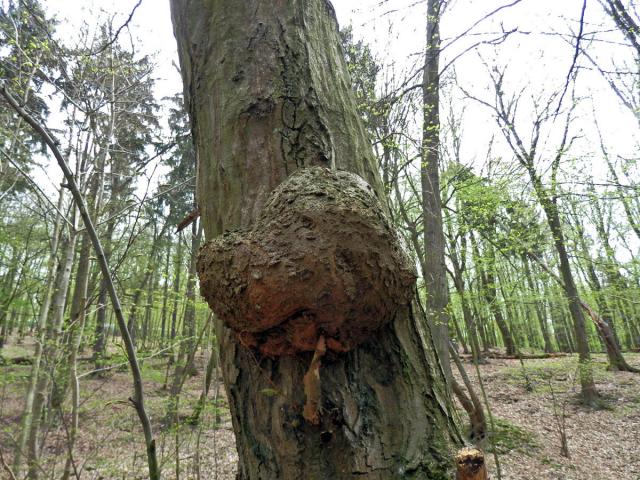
1 341 639 479
454 352 640 480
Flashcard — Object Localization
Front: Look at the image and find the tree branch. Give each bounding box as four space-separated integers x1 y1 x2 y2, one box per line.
0 82 160 480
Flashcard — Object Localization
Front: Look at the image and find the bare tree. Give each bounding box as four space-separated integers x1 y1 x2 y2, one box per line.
463 65 600 404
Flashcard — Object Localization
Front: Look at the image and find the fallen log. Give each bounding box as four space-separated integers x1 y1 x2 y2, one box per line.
471 352 569 360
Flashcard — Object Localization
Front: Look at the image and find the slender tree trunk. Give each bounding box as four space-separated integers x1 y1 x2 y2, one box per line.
539 200 599 404
1 81 161 480
60 233 92 480
451 312 470 354
26 224 77 480
160 240 172 346
546 283 572 352
573 219 635 370
164 235 184 388
128 226 169 347
0 238 29 350
13 187 65 477
93 220 115 367
170 238 183 344
166 220 202 426
449 344 486 443
190 329 218 424
421 0 451 380
449 251 482 362
142 266 157 349
171 1 460 477
471 235 516 355
522 255 553 353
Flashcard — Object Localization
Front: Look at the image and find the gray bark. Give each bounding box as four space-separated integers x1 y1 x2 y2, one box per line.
421 0 451 380
171 0 460 478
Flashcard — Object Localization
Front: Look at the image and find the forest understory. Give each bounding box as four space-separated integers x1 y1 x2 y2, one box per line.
2 1 640 478
1 339 638 480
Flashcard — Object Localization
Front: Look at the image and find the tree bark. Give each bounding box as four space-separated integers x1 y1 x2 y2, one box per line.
171 1 460 477
159 239 172 346
166 220 203 426
13 187 65 477
26 226 77 480
92 220 114 366
471 234 516 356
422 0 451 379
522 254 553 353
572 214 636 371
536 194 599 404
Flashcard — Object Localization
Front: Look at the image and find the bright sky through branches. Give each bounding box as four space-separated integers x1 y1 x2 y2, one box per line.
37 0 640 216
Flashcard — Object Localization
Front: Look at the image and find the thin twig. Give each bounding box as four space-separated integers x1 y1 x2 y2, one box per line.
0 146 75 229
0 82 160 480
87 0 143 56
0 448 17 480
555 0 587 115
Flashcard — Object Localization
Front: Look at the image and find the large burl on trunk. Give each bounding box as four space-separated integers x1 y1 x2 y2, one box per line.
197 167 416 356
171 0 460 478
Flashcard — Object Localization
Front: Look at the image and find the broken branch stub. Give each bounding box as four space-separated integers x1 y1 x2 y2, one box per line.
455 447 488 480
197 167 416 356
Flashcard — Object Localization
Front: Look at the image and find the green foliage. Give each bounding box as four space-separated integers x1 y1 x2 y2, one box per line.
160 93 196 223
443 162 546 258
488 418 540 455
0 0 58 194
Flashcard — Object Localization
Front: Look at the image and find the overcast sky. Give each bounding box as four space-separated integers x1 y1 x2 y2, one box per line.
35 0 640 205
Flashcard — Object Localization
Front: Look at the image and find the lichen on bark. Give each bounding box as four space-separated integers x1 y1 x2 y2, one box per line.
197 167 416 356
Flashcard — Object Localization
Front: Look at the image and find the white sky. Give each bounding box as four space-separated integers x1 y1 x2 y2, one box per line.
31 0 640 226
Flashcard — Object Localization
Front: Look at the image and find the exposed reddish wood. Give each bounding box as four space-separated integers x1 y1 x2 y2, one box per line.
455 447 488 480
175 207 200 233
197 168 416 356
302 335 326 425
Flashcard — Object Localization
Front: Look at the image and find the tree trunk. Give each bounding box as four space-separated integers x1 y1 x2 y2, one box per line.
127 225 168 347
573 219 636 371
92 220 115 367
190 328 218 424
449 344 486 443
160 240 172 346
471 234 516 355
60 232 92 480
448 247 482 362
166 220 203 426
539 199 599 404
13 187 65 477
170 1 460 477
421 0 451 380
27 226 77 480
522 254 553 353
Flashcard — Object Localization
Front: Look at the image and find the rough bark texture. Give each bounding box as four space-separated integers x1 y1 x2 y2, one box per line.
198 167 416 356
171 0 459 478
